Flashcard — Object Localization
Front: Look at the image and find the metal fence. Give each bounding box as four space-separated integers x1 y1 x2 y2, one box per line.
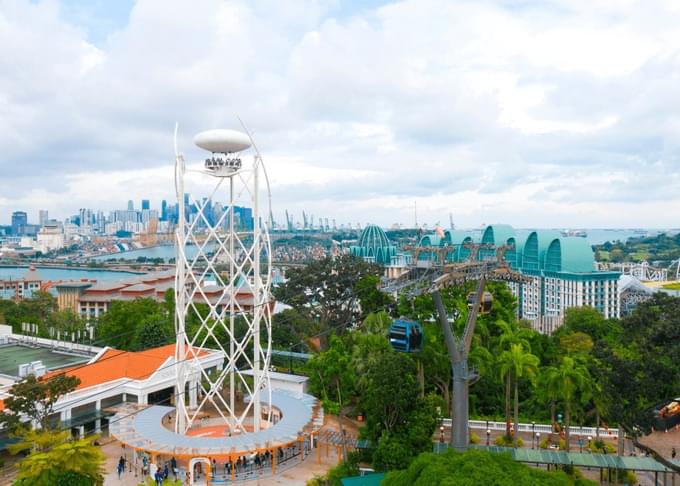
440 419 619 439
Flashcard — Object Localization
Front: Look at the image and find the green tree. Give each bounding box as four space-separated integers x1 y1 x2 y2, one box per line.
0 374 80 432
134 314 172 350
558 332 594 356
95 298 167 350
543 356 592 451
497 344 539 438
355 274 393 315
361 352 418 441
593 294 680 472
271 308 316 350
382 449 596 486
10 429 106 485
362 311 392 335
274 255 381 348
496 319 533 352
307 336 356 411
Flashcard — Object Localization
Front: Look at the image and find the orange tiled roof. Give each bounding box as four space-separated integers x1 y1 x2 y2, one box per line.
41 344 210 391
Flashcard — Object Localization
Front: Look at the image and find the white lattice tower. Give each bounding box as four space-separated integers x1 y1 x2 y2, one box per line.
173 125 272 435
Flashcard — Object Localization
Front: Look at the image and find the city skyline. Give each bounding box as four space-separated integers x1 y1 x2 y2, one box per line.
1 0 680 227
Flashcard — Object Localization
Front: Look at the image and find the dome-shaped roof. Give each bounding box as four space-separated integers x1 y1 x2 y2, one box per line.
350 224 396 265
359 224 391 249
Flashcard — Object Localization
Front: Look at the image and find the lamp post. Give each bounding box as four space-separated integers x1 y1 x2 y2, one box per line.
486 429 491 446
578 435 584 453
439 426 445 444
536 432 541 449
288 342 293 374
587 435 592 452
532 422 536 448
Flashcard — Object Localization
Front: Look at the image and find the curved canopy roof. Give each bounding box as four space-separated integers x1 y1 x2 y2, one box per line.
415 225 600 275
545 237 596 273
522 230 561 272
109 389 322 456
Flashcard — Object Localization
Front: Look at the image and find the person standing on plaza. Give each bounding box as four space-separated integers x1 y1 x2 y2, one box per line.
117 457 124 479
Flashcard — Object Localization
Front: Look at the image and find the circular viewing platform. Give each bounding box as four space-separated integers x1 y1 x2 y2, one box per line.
109 389 323 458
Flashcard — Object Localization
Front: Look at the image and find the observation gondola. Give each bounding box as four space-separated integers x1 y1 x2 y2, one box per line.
468 291 493 314
388 319 424 353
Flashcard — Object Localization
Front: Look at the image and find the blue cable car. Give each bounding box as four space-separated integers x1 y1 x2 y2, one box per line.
389 319 424 353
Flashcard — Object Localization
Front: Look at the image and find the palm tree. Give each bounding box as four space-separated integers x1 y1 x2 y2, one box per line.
542 356 592 451
497 343 539 439
496 319 533 351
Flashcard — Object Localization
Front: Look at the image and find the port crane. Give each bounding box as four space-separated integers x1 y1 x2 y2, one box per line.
383 242 529 450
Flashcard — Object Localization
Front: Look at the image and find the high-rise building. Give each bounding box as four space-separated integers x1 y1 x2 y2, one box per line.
141 199 150 211
127 200 134 211
234 206 254 230
161 200 167 221
79 208 93 227
11 211 27 236
113 210 139 224
38 210 48 227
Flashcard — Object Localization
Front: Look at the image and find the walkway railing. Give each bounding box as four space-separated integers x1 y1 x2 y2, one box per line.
440 419 619 439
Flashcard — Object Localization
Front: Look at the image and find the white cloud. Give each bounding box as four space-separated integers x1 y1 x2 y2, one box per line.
0 0 679 228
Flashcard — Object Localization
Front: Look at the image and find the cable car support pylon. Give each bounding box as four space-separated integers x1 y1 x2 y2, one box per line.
384 243 529 451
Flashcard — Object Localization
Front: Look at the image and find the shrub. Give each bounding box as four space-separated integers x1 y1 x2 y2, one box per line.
321 400 340 415
469 432 480 445
494 435 523 448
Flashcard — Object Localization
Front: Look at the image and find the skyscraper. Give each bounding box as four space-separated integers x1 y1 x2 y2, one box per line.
11 211 27 235
161 200 168 221
127 200 134 211
141 199 150 210
38 210 48 226
79 208 93 227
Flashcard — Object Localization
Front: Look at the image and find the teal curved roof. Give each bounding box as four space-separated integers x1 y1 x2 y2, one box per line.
419 234 444 247
445 230 478 245
545 237 596 273
481 224 516 246
350 224 396 265
522 230 561 272
480 224 516 261
415 226 598 275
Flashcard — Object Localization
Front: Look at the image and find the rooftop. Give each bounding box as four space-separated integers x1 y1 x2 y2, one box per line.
42 344 212 391
0 344 90 378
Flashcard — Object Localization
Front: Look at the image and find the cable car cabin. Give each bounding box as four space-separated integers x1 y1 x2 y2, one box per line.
467 291 493 314
389 319 424 353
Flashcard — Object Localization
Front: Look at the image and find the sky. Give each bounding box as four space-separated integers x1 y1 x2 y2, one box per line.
1 0 680 229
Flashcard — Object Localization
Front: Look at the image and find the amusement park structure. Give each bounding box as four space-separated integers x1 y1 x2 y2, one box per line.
108 125 323 485
384 242 529 451
598 259 680 282
173 126 272 434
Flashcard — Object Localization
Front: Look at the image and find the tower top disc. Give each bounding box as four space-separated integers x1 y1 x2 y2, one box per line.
193 129 251 154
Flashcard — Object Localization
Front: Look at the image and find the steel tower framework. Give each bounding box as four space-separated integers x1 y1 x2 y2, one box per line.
173 125 272 435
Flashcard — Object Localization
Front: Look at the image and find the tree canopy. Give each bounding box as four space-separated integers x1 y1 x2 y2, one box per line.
0 374 80 432
383 449 596 486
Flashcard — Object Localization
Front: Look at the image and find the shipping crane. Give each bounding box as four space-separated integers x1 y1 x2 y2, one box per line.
285 210 293 231
383 242 529 451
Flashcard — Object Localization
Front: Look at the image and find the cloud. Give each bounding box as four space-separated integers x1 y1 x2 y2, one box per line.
0 0 679 228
